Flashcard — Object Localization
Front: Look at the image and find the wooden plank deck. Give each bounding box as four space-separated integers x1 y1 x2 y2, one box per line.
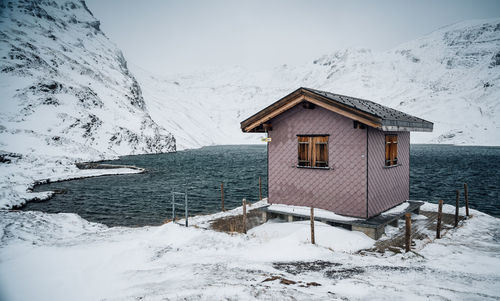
262 201 424 239
373 210 466 253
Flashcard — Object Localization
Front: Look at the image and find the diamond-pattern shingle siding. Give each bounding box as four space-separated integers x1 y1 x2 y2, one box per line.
268 105 367 218
367 128 410 217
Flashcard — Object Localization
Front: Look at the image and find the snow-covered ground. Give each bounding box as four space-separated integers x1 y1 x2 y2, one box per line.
1 203 499 300
1 1 499 300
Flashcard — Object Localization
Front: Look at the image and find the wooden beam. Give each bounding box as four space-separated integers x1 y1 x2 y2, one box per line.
464 183 469 217
262 123 272 131
244 95 305 132
436 199 443 239
303 95 381 128
241 88 303 129
259 176 262 200
221 182 225 212
304 91 380 120
310 207 315 245
405 213 411 252
242 199 247 234
242 88 383 132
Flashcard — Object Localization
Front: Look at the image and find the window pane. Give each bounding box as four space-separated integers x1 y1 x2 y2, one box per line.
385 135 398 166
316 144 327 167
298 137 310 166
385 136 391 166
298 136 328 168
313 136 328 167
392 136 398 165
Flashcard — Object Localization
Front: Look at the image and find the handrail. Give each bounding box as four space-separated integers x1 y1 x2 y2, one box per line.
171 190 188 227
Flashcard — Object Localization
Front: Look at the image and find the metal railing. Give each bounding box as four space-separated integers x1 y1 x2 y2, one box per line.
171 190 188 227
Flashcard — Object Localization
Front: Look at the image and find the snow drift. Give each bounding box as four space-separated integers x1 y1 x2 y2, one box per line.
1 203 499 300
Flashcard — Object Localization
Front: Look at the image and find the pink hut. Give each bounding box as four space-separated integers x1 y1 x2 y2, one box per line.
241 87 433 219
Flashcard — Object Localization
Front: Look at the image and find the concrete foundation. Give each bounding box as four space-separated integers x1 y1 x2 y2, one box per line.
260 200 424 240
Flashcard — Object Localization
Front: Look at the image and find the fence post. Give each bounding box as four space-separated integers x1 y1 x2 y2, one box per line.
185 190 188 227
436 199 443 239
171 191 175 222
464 183 469 217
242 199 247 234
455 190 459 227
221 182 225 212
259 177 262 200
310 207 315 245
405 213 411 252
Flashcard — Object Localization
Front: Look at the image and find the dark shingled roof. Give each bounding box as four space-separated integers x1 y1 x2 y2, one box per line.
303 88 433 131
241 87 433 132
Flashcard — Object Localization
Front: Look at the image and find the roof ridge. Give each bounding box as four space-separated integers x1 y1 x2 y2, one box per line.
241 87 433 133
302 87 430 123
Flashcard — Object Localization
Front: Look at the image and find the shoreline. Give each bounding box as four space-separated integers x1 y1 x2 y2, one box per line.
22 163 146 208
2 157 147 211
3 144 500 215
74 162 146 171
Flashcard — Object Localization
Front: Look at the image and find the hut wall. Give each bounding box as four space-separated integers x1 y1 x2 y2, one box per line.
367 128 410 217
268 105 367 218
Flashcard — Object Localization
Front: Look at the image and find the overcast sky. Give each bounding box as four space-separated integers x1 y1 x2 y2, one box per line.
86 0 500 75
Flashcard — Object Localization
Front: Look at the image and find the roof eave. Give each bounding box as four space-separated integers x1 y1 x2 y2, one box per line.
381 121 433 132
240 87 305 132
241 87 384 132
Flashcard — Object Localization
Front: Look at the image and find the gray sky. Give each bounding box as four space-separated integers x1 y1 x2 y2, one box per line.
86 0 500 75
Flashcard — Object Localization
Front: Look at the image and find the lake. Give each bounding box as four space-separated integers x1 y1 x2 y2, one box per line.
27 145 500 226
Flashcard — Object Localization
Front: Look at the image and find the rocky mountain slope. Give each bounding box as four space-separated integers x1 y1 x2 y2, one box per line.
0 0 176 160
134 18 500 149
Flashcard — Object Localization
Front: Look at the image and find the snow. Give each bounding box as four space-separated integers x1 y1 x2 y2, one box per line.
420 201 470 216
249 219 375 253
132 18 500 149
0 152 143 209
0 0 174 209
1 204 499 300
0 0 175 159
188 199 270 229
266 203 359 221
0 2 499 300
381 202 410 215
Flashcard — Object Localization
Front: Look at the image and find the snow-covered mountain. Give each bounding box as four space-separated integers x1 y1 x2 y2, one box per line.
0 0 176 160
134 18 500 149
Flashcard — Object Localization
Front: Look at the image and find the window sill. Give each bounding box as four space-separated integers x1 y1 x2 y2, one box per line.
295 165 331 170
383 163 402 169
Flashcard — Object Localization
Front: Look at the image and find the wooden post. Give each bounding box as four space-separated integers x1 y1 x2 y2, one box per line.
185 190 188 227
405 213 411 252
259 176 262 200
455 190 459 228
242 199 247 234
436 199 443 239
221 182 225 212
310 207 315 245
464 183 469 217
171 191 175 222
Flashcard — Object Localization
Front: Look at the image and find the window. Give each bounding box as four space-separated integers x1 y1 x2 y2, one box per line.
385 135 398 166
298 135 329 168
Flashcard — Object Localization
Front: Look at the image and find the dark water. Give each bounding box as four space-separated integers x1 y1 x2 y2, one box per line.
29 145 268 226
26 145 500 226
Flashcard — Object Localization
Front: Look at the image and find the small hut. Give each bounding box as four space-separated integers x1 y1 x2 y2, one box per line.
241 87 433 219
